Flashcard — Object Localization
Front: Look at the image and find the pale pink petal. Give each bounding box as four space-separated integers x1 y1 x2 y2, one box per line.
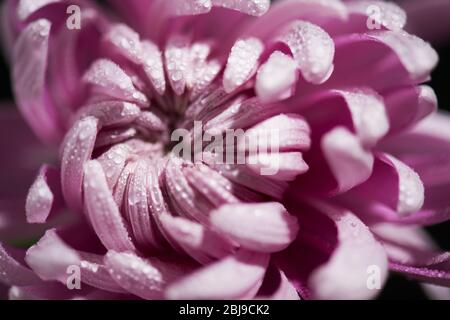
25 229 80 282
212 0 270 16
83 160 136 252
12 19 61 143
17 0 61 21
246 152 309 181
223 38 264 93
83 59 148 105
255 51 298 103
160 215 235 264
308 202 388 300
97 144 131 189
165 35 190 96
74 101 140 128
104 250 190 299
210 202 298 252
321 127 374 193
61 116 98 211
368 30 438 83
166 250 269 299
242 0 347 40
279 20 335 84
0 243 40 286
125 159 165 250
384 85 437 135
26 164 60 224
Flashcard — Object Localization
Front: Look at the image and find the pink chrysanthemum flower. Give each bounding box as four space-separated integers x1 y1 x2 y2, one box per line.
1 0 450 300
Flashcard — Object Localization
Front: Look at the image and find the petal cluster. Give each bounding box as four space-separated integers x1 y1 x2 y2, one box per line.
0 0 449 300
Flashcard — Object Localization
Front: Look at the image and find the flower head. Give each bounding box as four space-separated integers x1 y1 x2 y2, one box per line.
1 0 450 300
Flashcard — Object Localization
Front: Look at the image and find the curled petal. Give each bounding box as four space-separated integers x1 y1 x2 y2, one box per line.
321 127 374 193
336 89 389 147
74 101 140 127
83 59 148 105
105 250 190 299
84 160 136 252
61 116 98 211
223 38 264 93
211 202 298 252
25 229 80 282
166 250 269 299
246 152 309 181
242 0 347 39
17 0 61 21
165 35 190 96
337 153 425 220
308 202 388 300
13 19 61 144
140 41 166 95
256 51 298 103
383 85 437 136
238 113 311 153
97 144 131 189
212 0 269 17
384 154 424 215
125 159 165 250
279 20 335 84
368 30 438 82
0 243 40 286
26 165 60 224
160 215 235 264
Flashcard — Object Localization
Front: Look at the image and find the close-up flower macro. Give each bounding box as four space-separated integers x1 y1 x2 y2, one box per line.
1 0 450 302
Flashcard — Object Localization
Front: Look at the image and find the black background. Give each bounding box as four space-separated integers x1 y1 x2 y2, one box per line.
0 6 449 300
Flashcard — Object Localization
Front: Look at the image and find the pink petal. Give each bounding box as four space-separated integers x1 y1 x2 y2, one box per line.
0 243 40 286
336 153 425 221
166 250 269 299
368 30 438 82
25 229 80 282
383 85 437 135
321 127 374 193
74 101 141 128
246 152 309 181
279 20 335 84
104 250 190 299
307 202 388 300
255 51 298 103
160 215 235 264
212 0 269 16
207 161 288 200
12 19 61 144
61 116 98 211
164 35 190 96
26 164 61 224
242 0 347 40
141 41 166 95
125 159 165 250
238 113 311 153
223 38 264 93
210 202 299 253
83 59 148 105
83 160 136 252
17 0 61 21
256 265 299 300
97 144 131 189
